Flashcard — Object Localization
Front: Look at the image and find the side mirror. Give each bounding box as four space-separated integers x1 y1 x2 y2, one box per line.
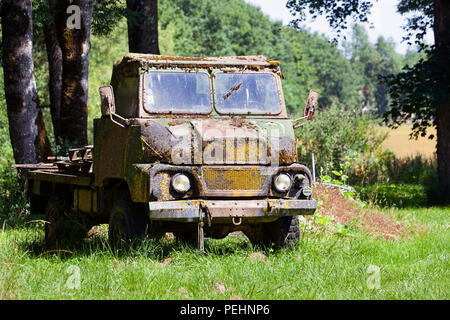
304 90 318 121
99 85 116 116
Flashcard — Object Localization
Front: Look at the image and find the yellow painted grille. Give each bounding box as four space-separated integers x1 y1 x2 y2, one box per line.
202 167 266 191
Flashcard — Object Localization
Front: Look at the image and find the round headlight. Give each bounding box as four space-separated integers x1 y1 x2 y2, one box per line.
274 173 291 192
172 174 191 193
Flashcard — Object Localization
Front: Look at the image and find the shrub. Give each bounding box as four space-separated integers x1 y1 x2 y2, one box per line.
296 104 387 177
0 160 29 227
0 92 29 227
347 151 437 185
355 184 428 208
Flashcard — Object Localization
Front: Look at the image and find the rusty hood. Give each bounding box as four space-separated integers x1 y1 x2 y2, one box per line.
140 117 297 166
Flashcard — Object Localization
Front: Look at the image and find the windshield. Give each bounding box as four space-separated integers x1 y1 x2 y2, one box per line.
215 73 281 114
144 72 211 113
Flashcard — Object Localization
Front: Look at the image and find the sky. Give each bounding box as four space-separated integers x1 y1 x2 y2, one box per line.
244 0 434 55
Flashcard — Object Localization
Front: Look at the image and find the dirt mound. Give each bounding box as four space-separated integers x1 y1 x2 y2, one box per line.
313 184 412 240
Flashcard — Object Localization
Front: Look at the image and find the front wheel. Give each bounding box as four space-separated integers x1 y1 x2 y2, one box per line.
108 195 149 250
247 216 300 249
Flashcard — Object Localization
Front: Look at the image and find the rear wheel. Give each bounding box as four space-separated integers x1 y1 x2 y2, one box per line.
108 195 149 250
45 195 93 249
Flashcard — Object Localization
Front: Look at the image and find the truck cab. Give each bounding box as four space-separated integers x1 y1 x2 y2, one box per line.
24 54 317 250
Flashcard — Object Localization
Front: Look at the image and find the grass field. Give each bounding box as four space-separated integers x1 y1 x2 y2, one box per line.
380 124 436 158
1 205 448 300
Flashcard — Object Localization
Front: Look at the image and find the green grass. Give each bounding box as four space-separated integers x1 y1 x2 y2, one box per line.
355 184 429 208
0 207 449 300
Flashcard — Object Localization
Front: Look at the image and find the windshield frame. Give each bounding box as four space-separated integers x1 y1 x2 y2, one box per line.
142 69 214 115
213 71 283 116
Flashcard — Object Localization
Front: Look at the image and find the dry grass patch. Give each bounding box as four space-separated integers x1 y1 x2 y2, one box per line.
379 124 436 159
313 185 415 240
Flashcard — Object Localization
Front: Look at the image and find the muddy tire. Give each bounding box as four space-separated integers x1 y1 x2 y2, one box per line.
45 195 92 250
108 195 149 250
247 216 300 249
265 216 300 249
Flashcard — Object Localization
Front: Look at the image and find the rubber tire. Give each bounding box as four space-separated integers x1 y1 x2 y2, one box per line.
264 216 300 249
108 195 149 250
45 195 91 250
246 216 300 249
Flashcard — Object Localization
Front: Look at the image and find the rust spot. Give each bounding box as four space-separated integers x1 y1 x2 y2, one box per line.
114 54 283 77
168 119 189 126
230 117 245 128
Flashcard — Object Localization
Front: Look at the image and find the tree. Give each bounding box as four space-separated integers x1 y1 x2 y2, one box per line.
43 4 63 142
51 0 94 147
374 36 403 115
432 0 450 201
287 0 450 202
341 25 403 115
1 0 52 164
32 0 125 148
126 0 160 54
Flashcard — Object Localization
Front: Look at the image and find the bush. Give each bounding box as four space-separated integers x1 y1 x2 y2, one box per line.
347 151 437 185
296 104 387 177
0 161 29 227
355 184 428 208
295 104 439 207
0 86 29 227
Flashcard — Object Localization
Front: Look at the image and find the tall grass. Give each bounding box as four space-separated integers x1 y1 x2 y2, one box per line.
0 207 448 300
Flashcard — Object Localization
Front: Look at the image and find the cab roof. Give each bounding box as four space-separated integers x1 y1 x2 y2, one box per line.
113 54 282 76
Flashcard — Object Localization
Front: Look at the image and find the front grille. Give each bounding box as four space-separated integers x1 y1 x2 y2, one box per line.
202 167 267 193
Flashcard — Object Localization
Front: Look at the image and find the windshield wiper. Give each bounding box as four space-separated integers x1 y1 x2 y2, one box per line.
223 82 242 100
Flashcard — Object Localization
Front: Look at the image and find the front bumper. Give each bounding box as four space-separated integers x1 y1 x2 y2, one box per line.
148 199 317 222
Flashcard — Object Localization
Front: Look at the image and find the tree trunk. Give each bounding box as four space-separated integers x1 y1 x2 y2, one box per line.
433 0 450 202
44 18 63 142
1 0 52 164
52 0 93 147
126 0 160 54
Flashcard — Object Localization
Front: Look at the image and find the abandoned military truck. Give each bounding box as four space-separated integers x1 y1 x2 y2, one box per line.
20 54 317 250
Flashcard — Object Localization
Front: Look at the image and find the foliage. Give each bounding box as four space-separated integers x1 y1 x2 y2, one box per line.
397 0 434 47
356 184 428 208
0 72 29 226
348 152 438 208
342 25 405 116
0 164 29 227
286 0 434 47
285 0 450 203
348 151 436 184
91 0 127 36
296 104 387 176
382 47 450 140
286 0 374 39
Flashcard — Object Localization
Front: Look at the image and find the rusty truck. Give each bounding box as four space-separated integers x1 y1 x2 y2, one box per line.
16 54 318 251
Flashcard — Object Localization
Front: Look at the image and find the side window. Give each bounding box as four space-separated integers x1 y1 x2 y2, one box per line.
114 76 139 118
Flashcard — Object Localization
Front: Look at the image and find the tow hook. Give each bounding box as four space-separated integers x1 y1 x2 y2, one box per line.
200 202 212 227
198 201 212 252
232 217 242 226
